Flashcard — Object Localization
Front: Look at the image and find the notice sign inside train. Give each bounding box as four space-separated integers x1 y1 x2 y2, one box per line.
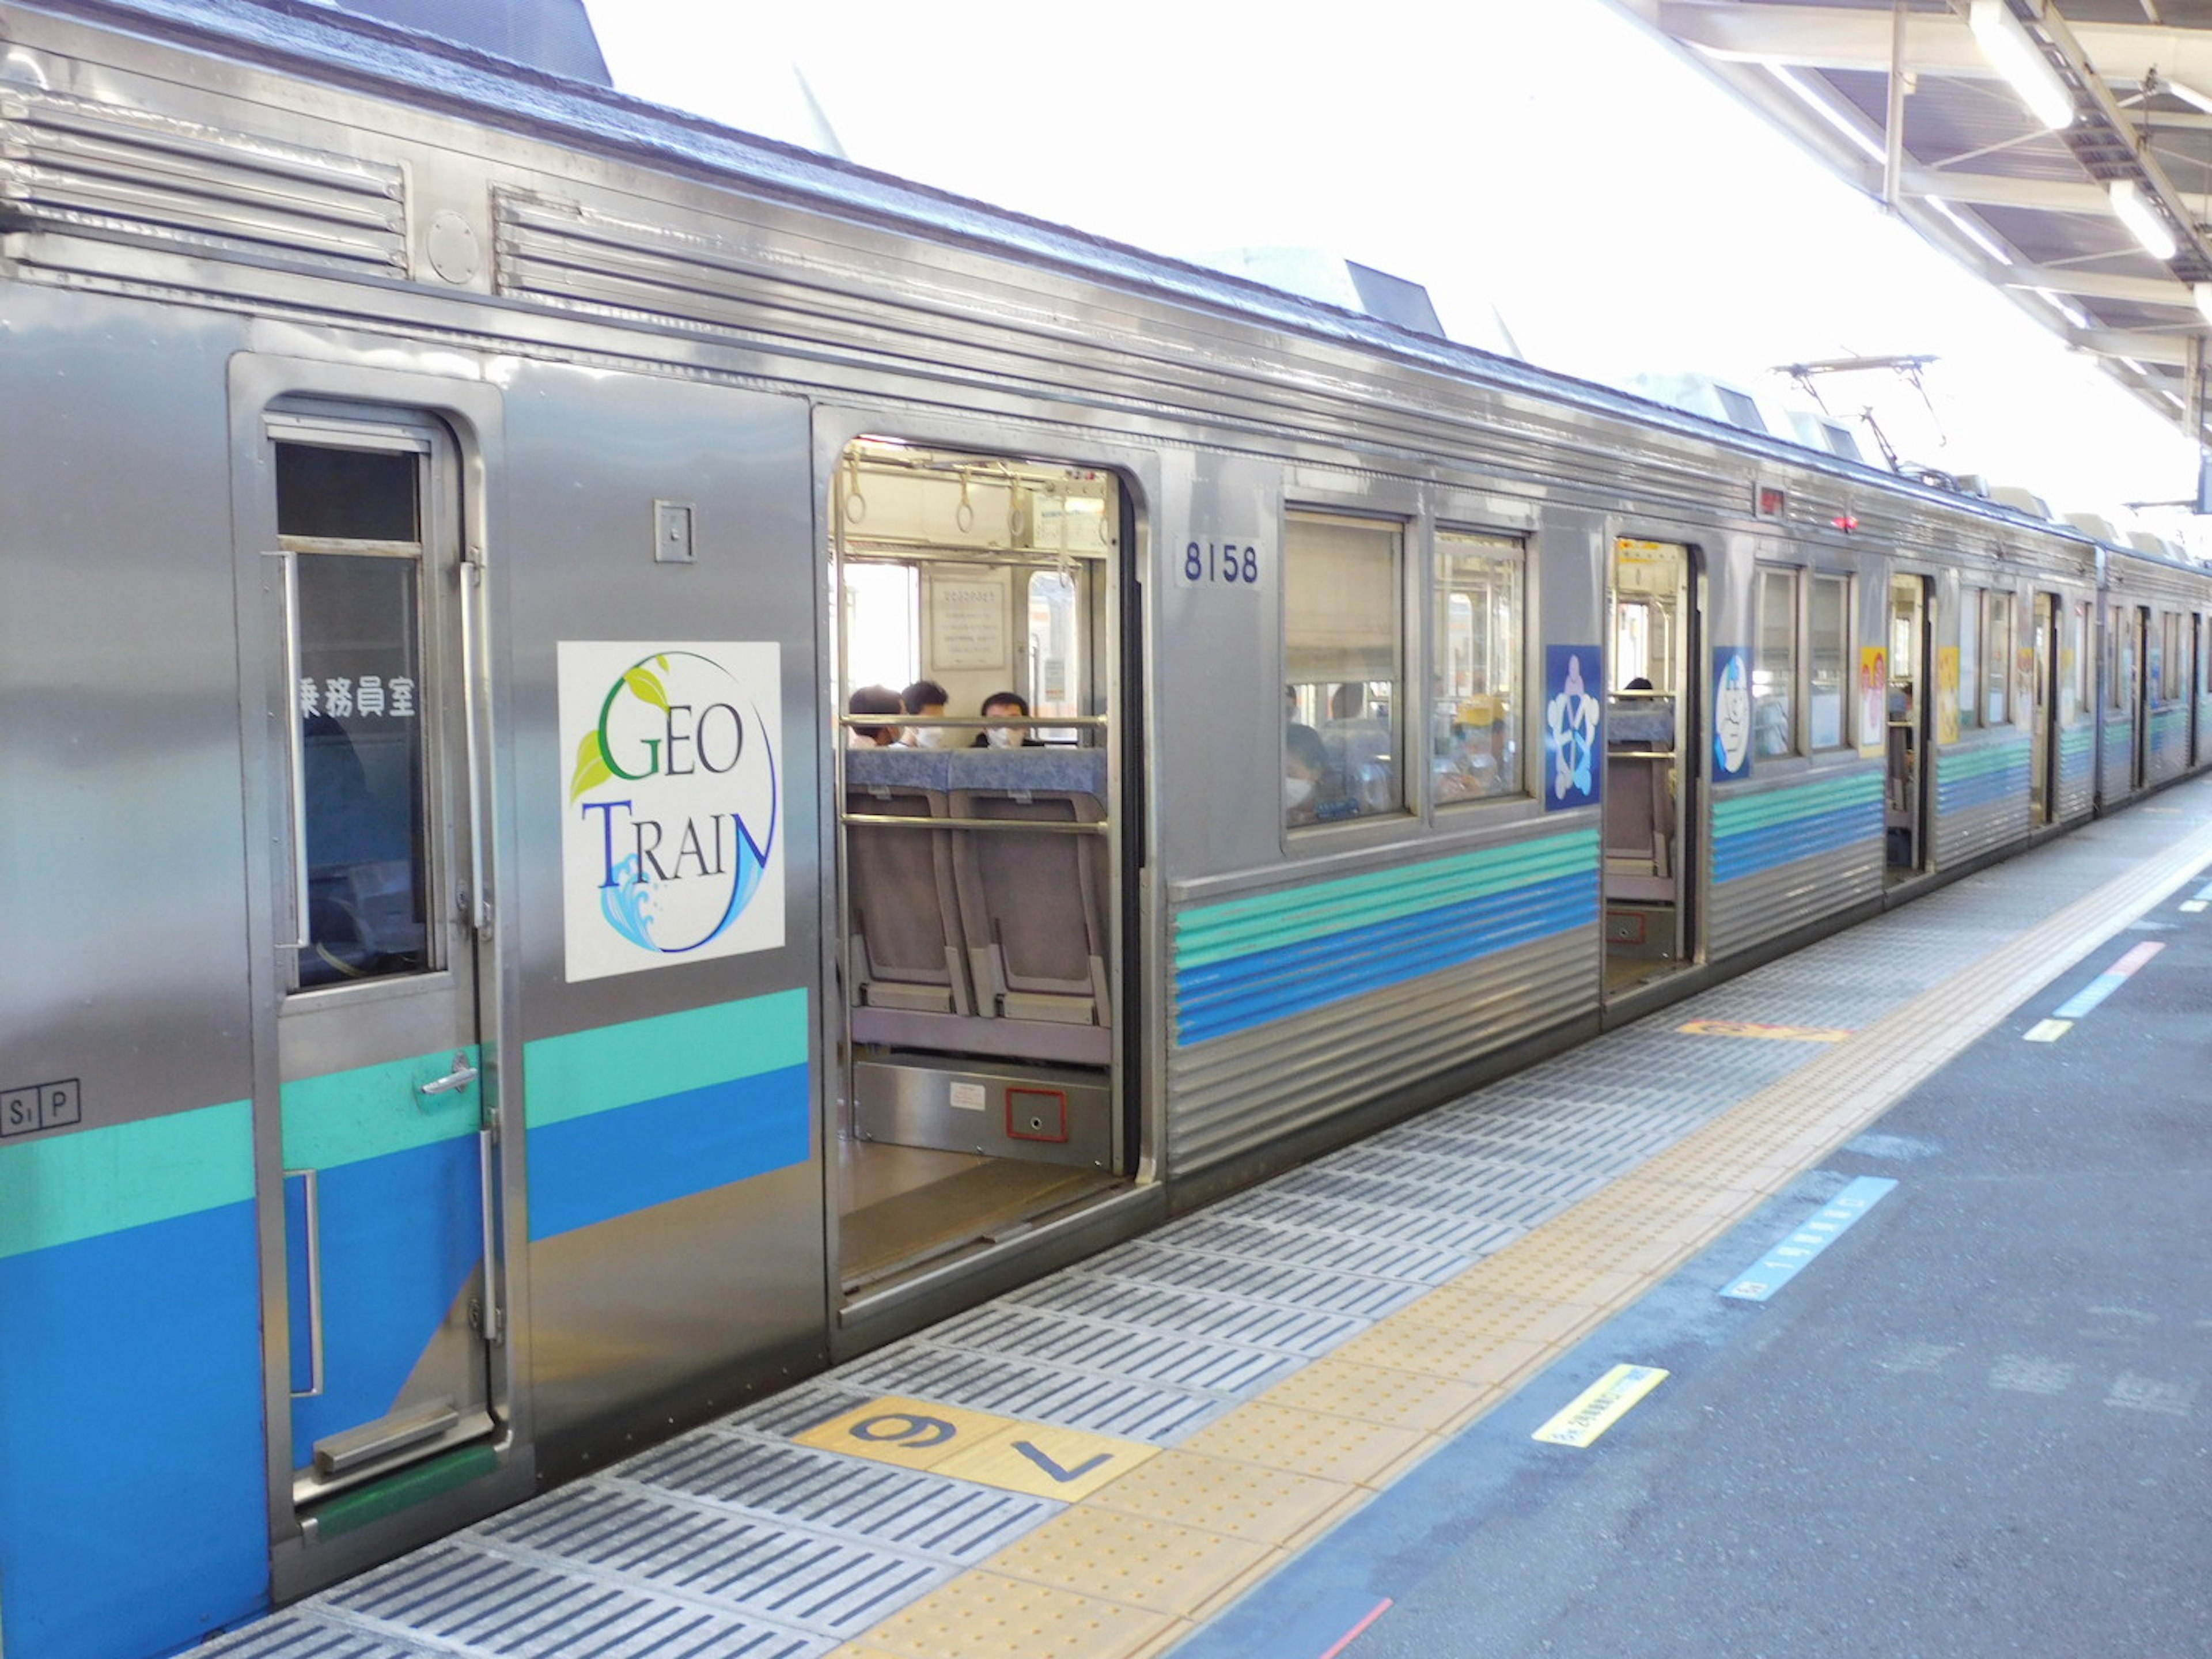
559 642 785 982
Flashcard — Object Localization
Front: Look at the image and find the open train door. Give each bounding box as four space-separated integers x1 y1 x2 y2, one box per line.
1886 574 1933 876
2031 591 2057 825
1601 537 1702 1001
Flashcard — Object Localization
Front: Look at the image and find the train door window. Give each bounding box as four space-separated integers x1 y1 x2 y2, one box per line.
1432 531 1523 805
1983 592 2014 725
2161 612 2185 699
1809 574 1851 751
828 438 1127 1298
1752 565 1798 757
1955 587 1982 732
276 440 435 990
1286 512 1403 826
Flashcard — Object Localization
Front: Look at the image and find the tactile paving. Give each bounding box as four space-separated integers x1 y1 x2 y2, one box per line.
1083 1449 1364 1547
1178 1401 1431 1488
987 1508 1278 1619
851 1571 1181 1659
1258 1357 1503 1437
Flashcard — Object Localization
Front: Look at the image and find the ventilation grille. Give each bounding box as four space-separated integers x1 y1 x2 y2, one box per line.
0 89 405 273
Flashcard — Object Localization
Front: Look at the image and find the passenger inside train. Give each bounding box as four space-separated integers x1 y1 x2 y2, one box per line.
898 678 951 747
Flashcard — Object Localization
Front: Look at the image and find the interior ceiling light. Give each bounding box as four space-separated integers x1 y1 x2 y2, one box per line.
2111 179 2179 262
1967 0 2075 130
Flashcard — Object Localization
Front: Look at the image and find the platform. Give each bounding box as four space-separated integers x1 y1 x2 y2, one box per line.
206 779 2212 1659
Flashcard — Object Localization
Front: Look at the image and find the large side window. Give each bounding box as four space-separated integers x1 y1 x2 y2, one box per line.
1956 586 1982 732
1752 565 1798 757
2065 599 2089 721
1286 512 1402 827
1433 531 1523 803
1809 573 1850 751
2161 611 2184 700
278 440 434 990
1984 591 2014 725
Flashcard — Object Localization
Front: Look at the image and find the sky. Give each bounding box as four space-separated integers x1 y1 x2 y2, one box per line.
582 0 2198 529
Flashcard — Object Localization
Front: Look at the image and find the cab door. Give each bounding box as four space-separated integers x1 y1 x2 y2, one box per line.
260 418 499 1523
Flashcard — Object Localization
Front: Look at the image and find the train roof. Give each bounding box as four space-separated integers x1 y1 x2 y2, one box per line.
28 0 2154 554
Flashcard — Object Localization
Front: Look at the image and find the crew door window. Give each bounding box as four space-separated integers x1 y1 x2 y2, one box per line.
1286 512 1403 826
1809 574 1850 751
1956 588 1982 732
1983 592 2014 725
277 441 434 990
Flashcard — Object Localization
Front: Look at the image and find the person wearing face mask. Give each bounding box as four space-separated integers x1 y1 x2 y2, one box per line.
971 690 1044 748
1285 723 1353 825
899 679 952 747
847 684 903 747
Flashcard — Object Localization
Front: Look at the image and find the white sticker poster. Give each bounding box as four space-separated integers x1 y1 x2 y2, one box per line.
558 642 784 982
928 567 1010 669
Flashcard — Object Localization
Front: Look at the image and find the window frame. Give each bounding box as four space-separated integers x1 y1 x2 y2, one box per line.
1282 506 1410 835
1806 570 1852 753
1430 527 1527 810
1751 562 1801 760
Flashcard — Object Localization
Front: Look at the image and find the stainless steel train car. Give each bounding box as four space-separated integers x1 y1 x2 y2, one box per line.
5 3 2211 1656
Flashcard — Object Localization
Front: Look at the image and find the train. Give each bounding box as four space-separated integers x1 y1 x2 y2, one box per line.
4 3 2210 1656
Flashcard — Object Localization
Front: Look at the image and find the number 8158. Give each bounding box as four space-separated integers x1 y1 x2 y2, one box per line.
1183 540 1259 585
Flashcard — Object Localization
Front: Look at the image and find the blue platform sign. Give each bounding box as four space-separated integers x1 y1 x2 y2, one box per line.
1713 647 1752 782
1541 645 1601 811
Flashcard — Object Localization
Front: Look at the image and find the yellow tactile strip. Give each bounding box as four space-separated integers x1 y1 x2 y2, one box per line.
824 817 2212 1658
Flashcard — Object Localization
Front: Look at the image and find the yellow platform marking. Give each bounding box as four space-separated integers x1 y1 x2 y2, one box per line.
1533 1363 1670 1447
938 1422 1161 1502
1084 1448 1363 1548
1333 1321 1552 1386
852 1570 1183 1659
798 1396 1158 1499
1405 1285 1609 1352
1260 1358 1502 1437
1679 1018 1853 1042
988 1506 1278 1619
2024 1018 2073 1043
795 1396 1011 1474
1180 1401 1431 1490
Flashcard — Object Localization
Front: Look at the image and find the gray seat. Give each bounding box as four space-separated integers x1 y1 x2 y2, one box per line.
947 748 1112 1031
844 747 972 1016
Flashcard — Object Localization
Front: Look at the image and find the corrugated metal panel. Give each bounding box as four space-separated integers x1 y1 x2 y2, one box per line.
0 87 406 274
2100 715 2137 800
2056 724 2097 820
1706 771 1883 959
1172 833 1597 1047
1934 737 2030 867
1166 927 1599 1174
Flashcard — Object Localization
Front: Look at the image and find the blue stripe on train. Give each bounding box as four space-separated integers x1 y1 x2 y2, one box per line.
528 1062 810 1241
1710 797 1884 886
1174 868 1595 1047
0 1202 269 1659
1938 761 2031 816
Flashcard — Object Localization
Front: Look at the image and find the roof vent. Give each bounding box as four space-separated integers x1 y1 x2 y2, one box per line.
2126 530 2179 558
1201 247 1516 354
2065 512 2118 543
1627 373 1774 436
1987 484 2054 520
308 0 611 84
1785 410 1865 463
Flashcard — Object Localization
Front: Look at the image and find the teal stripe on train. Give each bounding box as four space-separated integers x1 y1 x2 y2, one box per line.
0 1099 253 1260
1172 831 1599 1046
1710 771 1882 885
2059 724 2094 778
283 1048 484 1171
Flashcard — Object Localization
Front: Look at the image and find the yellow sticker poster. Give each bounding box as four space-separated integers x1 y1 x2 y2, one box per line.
1858 647 1889 756
1936 646 1960 745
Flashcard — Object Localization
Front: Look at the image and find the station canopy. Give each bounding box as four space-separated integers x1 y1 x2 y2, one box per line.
1615 1 2212 453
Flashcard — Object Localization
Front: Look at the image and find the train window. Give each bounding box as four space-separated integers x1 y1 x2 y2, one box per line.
1809 574 1850 750
1029 569 1082 741
1432 532 1523 804
276 444 420 543
1956 588 1982 732
2065 601 2089 722
843 564 920 694
276 441 433 990
2160 612 2185 700
1984 592 2014 725
1752 565 1798 758
1286 512 1402 826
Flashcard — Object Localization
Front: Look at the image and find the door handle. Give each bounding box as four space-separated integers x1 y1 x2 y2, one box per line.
419 1052 479 1097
